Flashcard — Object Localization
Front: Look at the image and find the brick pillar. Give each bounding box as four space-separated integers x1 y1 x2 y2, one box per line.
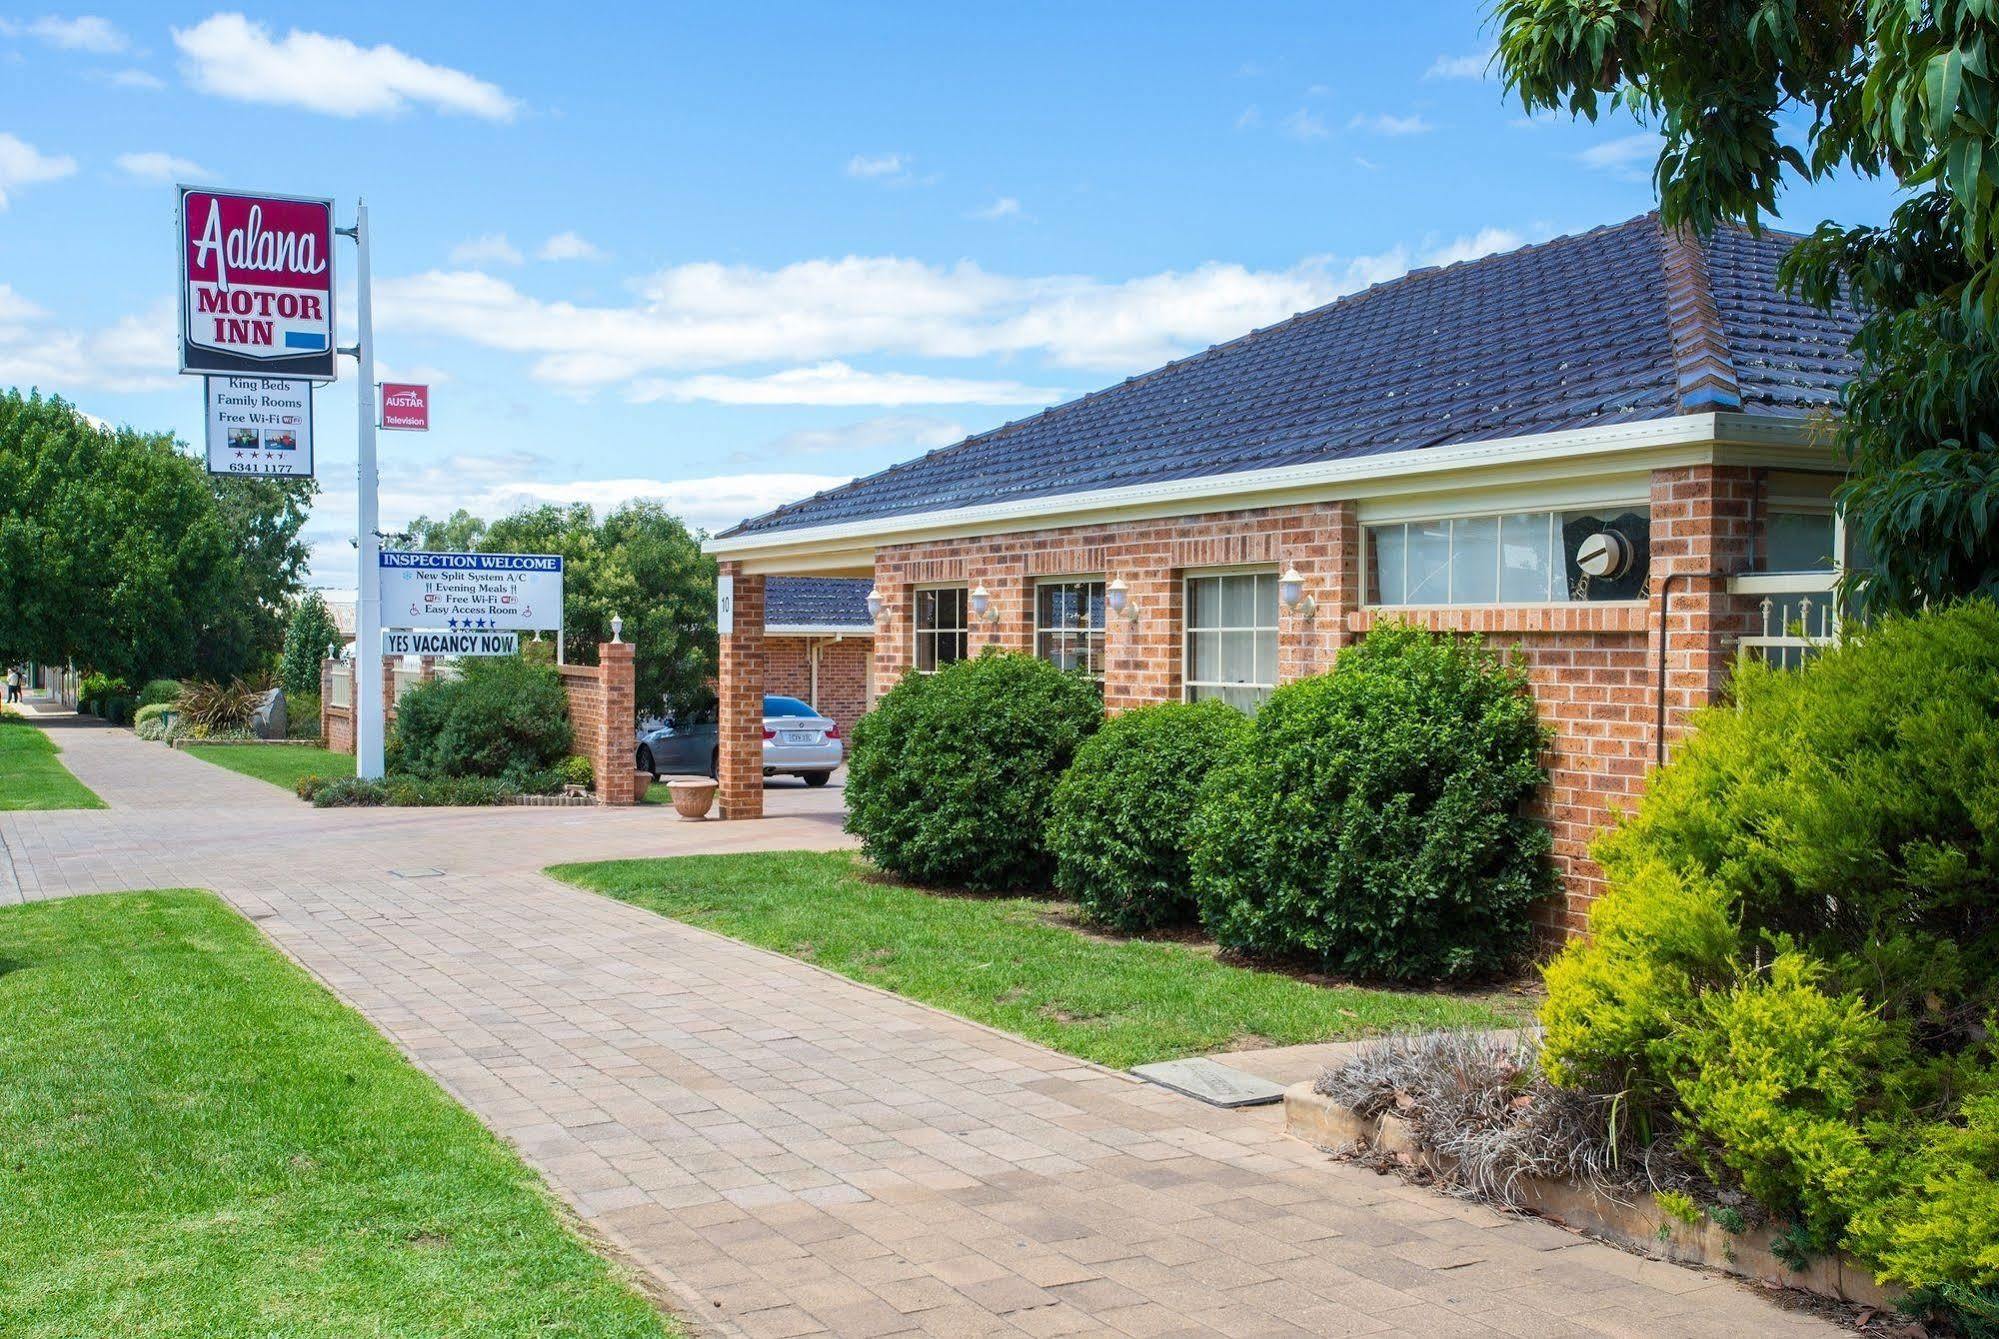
320 657 334 746
1648 464 1755 759
1277 501 1358 684
596 641 638 804
719 565 766 819
1102 538 1178 712
872 559 910 693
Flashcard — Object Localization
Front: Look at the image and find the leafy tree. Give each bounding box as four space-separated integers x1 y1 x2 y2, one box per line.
0 391 238 682
198 474 316 681
1495 0 1999 610
279 592 343 698
399 500 717 720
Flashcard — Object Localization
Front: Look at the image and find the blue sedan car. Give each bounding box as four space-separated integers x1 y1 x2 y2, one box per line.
635 694 843 787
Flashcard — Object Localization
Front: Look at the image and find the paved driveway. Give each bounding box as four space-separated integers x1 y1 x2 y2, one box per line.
0 713 1842 1338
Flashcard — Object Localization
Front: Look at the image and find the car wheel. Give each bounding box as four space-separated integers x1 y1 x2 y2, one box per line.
802 770 832 788
637 745 658 781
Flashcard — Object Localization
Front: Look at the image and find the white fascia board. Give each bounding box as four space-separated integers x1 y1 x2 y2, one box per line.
764 623 875 637
706 412 1827 562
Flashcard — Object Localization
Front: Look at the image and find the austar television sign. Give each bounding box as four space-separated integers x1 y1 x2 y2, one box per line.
177 185 337 381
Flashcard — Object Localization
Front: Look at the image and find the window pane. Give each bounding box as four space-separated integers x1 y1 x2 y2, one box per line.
1254 573 1278 621
1450 515 1499 604
1254 629 1277 684
1368 524 1407 604
1765 511 1836 572
1084 631 1105 674
1220 628 1253 683
1189 630 1221 682
1083 582 1105 630
916 589 937 630
916 632 936 672
1499 511 1554 602
1406 522 1450 603
1220 573 1256 627
1185 576 1216 629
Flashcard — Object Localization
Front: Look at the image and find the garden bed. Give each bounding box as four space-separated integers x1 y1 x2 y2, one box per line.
1285 1037 1900 1313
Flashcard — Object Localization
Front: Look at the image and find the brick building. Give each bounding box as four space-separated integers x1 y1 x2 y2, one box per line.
703 216 1861 935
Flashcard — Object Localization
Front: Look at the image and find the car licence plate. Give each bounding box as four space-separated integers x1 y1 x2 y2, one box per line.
780 730 818 745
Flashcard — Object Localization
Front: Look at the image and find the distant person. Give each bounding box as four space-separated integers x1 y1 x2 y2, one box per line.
5 666 20 703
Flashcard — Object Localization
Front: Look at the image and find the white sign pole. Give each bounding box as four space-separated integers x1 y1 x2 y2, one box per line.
345 200 385 780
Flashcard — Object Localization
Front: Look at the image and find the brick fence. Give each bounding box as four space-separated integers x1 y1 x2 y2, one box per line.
321 642 640 804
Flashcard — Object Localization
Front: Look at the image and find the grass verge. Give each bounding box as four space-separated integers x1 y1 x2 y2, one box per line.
184 742 346 792
0 713 104 810
0 889 679 1338
551 850 1528 1070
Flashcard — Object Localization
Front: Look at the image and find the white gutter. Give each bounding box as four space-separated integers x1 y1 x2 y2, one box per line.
705 411 1826 559
765 623 874 637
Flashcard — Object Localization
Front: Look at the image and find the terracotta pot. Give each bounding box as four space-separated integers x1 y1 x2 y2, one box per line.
631 770 652 802
666 778 716 818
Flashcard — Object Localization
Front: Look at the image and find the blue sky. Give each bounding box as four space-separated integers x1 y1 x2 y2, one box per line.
0 4 1901 588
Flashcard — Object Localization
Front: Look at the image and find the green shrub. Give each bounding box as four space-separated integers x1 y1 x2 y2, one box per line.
846 652 1103 891
306 774 521 807
1046 700 1249 931
178 679 258 732
1188 622 1552 982
137 678 182 707
559 754 594 790
104 695 134 725
1539 605 1999 1305
390 656 573 785
285 690 321 739
279 593 342 698
133 702 174 729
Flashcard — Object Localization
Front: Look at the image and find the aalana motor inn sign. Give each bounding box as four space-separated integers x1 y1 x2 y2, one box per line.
177 186 337 381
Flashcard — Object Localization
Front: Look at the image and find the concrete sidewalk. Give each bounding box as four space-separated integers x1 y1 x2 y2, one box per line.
0 714 1843 1338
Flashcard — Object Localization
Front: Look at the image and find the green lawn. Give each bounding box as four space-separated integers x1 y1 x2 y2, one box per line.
551 851 1527 1070
0 713 104 810
184 742 348 792
0 890 679 1338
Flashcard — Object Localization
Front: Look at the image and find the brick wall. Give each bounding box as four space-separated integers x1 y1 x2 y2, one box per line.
717 566 766 818
320 646 640 805
849 470 1751 939
765 634 872 729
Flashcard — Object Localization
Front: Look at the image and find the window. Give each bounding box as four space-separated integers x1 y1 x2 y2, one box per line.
1184 570 1278 711
1035 579 1105 679
1366 507 1651 605
913 586 968 672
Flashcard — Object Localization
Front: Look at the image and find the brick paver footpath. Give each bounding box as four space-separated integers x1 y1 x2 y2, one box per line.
1 712 1843 1338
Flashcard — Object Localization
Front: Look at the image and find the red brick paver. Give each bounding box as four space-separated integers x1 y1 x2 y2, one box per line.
0 714 1843 1338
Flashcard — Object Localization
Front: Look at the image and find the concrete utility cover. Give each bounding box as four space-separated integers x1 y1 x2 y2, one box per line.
389 867 445 879
1131 1058 1285 1108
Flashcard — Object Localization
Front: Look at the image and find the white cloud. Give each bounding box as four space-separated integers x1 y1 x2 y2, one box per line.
1234 105 1262 131
106 67 163 89
751 414 966 460
449 233 523 266
115 150 210 182
846 152 908 180
374 231 1549 397
172 13 518 120
1425 51 1490 80
0 296 178 393
1349 112 1433 135
1422 227 1526 267
6 15 127 52
1282 109 1330 141
537 230 605 261
970 196 1020 221
0 132 77 207
1578 132 1658 177
628 362 1062 408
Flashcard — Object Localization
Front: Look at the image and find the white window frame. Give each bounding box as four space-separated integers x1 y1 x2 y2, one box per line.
1033 577 1106 680
1363 503 1652 607
912 584 968 674
1182 567 1279 708
1732 509 1847 668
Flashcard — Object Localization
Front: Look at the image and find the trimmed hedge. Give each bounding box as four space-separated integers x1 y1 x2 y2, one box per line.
389 656 573 786
297 774 523 807
1189 622 1552 982
1046 700 1250 931
137 678 183 708
1540 604 1999 1317
845 652 1102 891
